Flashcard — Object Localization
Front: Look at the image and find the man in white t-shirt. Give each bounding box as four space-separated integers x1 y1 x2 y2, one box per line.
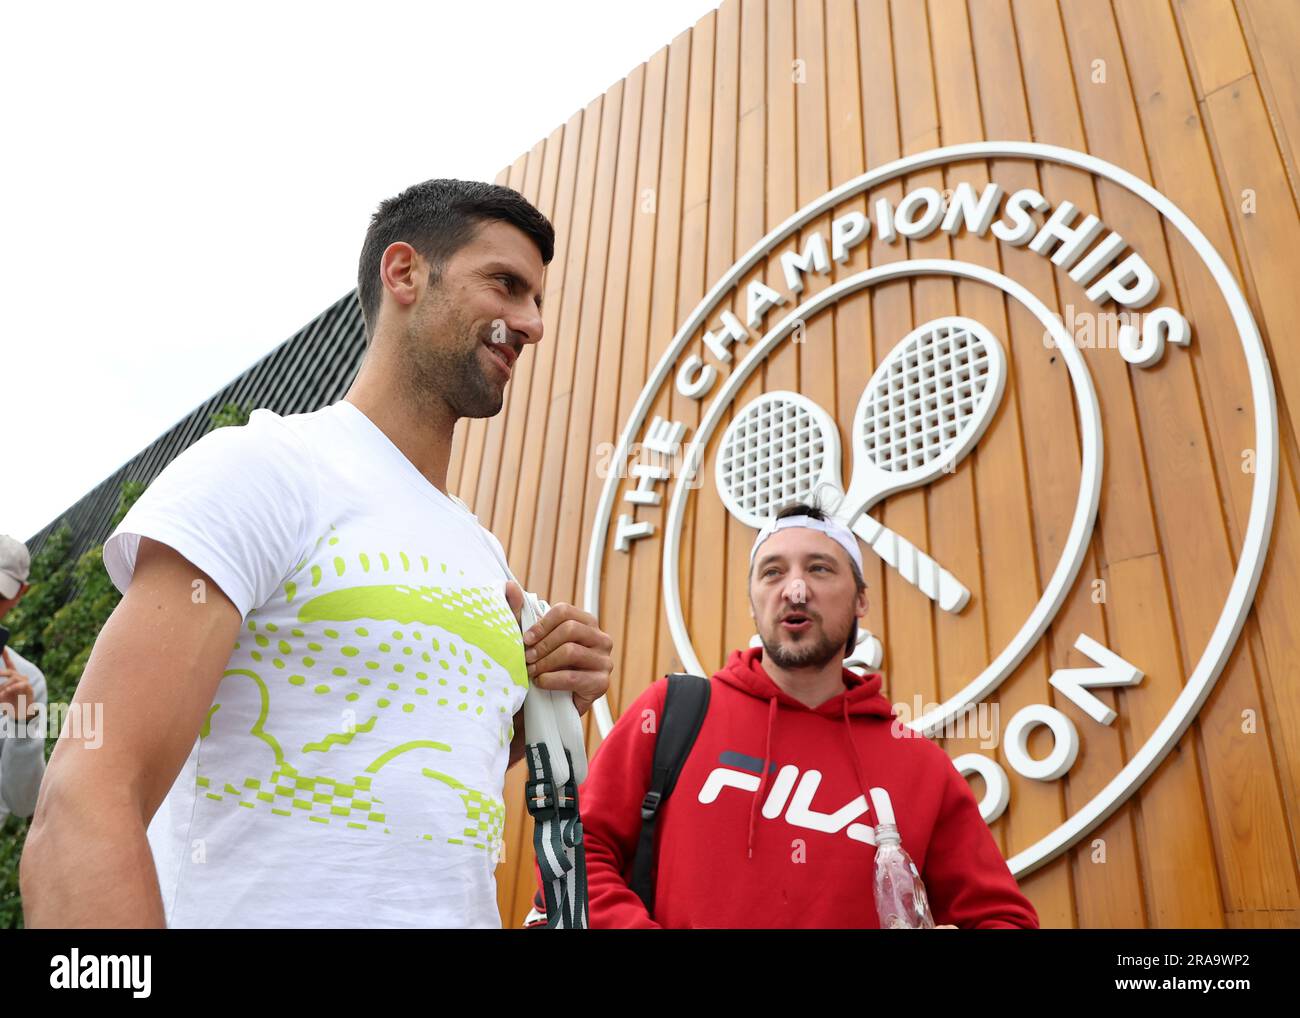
21 179 613 928
0 534 47 823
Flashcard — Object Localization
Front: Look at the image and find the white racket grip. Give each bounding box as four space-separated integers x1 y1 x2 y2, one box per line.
519 592 589 786
851 516 971 613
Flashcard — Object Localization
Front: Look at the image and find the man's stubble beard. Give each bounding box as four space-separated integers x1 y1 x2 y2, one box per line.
399 289 505 420
757 608 854 670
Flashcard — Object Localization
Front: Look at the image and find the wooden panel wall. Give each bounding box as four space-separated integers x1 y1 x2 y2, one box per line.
448 0 1300 929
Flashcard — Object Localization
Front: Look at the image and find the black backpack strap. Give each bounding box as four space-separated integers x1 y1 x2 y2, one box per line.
629 673 712 914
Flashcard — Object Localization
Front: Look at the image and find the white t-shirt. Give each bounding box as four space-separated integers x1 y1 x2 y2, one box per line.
103 400 529 928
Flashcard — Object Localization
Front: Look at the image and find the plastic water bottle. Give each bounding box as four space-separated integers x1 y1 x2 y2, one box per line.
873 822 936 929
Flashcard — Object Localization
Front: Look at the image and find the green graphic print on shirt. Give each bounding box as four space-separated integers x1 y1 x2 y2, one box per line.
194 528 529 856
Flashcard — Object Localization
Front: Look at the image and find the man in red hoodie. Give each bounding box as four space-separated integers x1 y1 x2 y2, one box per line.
548 501 1039 929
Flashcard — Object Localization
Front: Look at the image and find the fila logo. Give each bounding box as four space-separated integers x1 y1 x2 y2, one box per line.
697 751 894 847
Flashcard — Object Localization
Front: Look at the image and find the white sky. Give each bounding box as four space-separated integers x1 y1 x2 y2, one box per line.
2 0 719 542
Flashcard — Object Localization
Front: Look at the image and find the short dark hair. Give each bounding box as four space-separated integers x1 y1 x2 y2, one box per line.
770 501 868 595
356 178 555 342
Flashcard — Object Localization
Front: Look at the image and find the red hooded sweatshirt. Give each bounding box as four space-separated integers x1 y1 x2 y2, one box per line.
565 647 1039 929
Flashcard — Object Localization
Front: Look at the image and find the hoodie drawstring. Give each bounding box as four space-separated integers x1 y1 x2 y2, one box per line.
747 695 779 860
841 697 874 816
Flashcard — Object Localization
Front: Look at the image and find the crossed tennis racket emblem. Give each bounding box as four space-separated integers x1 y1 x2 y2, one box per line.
716 315 1008 661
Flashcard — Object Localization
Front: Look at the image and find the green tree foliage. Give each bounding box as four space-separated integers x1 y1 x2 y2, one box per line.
113 480 147 527
38 545 120 712
0 814 26 928
38 481 144 708
4 521 75 664
208 400 251 431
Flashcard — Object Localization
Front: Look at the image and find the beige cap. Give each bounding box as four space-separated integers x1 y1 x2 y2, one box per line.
0 534 32 599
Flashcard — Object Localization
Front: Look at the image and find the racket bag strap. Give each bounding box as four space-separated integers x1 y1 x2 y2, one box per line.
629 674 712 915
525 742 588 929
559 764 588 928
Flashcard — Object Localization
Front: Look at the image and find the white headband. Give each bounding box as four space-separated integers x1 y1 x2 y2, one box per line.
749 515 865 575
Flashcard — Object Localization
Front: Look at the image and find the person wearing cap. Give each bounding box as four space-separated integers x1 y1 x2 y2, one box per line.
548 500 1039 929
0 534 47 822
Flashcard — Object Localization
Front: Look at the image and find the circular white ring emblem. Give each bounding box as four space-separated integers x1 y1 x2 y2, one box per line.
585 141 1279 877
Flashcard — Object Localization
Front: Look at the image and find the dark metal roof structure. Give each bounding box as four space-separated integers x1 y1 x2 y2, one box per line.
26 289 367 565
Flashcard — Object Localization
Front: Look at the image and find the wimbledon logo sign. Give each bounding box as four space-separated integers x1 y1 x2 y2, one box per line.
583 141 1279 877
